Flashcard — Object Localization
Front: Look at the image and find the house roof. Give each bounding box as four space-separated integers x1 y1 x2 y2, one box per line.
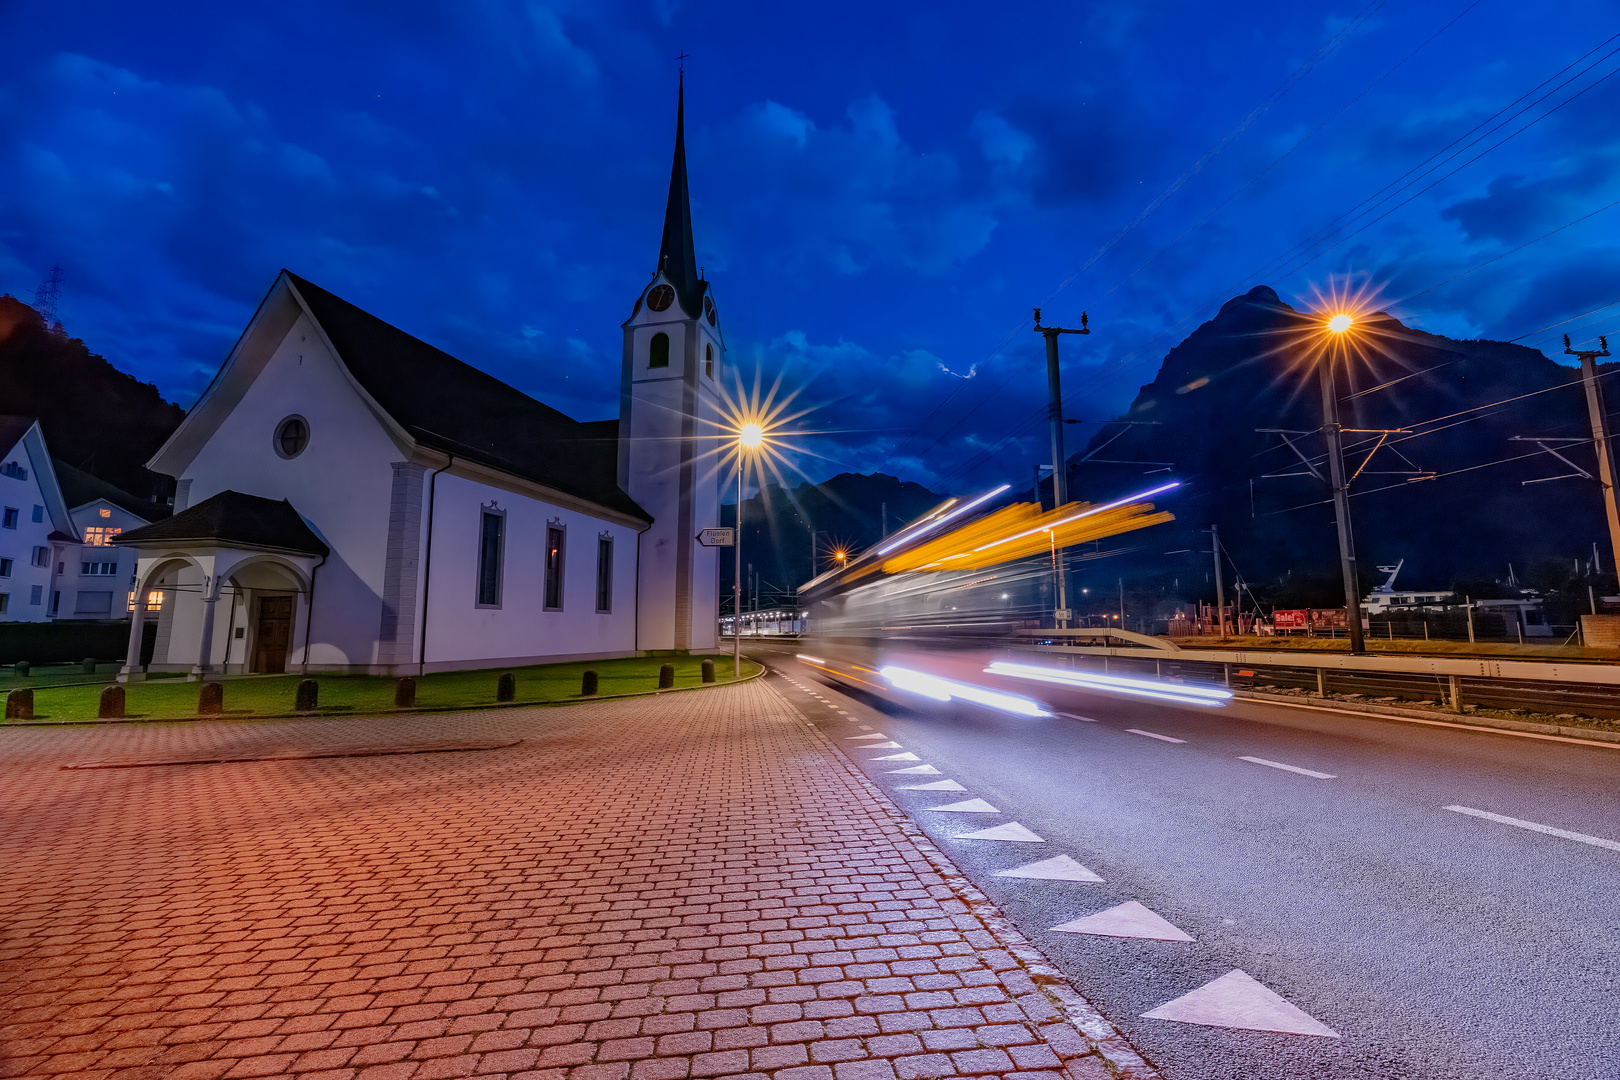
282 273 649 524
53 458 170 522
113 490 330 556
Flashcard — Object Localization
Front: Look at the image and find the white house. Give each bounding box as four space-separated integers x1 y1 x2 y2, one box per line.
52 459 166 621
0 417 76 622
113 80 726 679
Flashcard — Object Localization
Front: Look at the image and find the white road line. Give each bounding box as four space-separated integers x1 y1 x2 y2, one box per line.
1445 805 1620 852
1128 729 1186 744
1239 756 1336 779
1058 712 1099 722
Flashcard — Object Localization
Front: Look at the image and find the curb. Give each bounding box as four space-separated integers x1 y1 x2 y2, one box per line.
762 670 1161 1080
0 660 767 728
1233 689 1620 749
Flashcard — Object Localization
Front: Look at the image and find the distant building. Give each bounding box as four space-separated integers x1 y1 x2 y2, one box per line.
113 80 727 678
52 459 168 621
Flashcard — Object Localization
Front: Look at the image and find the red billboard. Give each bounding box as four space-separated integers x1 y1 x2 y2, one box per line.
1273 609 1309 631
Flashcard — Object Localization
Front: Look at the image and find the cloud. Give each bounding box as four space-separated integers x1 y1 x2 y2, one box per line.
1441 156 1618 244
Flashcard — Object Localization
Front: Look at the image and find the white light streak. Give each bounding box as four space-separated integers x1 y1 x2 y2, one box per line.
880 666 1050 717
876 485 1012 555
796 654 828 665
984 660 1231 707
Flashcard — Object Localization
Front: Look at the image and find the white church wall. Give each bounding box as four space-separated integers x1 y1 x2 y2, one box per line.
178 312 398 668
419 471 639 670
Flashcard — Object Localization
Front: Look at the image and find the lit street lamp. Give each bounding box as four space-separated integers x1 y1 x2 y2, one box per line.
1321 313 1367 655
734 421 764 677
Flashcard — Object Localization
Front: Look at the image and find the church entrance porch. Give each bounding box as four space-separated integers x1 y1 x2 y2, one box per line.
252 595 294 673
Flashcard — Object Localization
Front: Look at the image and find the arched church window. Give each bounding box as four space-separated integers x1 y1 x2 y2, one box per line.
705 344 713 379
649 332 670 368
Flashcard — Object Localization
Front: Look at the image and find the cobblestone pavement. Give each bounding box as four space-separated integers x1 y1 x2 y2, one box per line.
0 678 1150 1080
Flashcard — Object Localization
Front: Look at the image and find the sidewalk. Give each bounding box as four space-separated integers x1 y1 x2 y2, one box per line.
0 680 1150 1080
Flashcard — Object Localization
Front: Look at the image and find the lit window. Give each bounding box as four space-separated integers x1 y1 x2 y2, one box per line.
544 525 566 610
99 507 111 518
649 332 670 369
83 526 122 546
476 509 504 607
130 590 165 612
274 415 310 459
596 536 613 613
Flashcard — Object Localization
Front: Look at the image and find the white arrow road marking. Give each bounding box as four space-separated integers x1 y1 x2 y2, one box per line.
924 798 1000 813
1445 805 1620 852
1128 729 1186 743
997 854 1103 882
846 733 889 740
1240 756 1336 779
955 822 1045 843
886 764 942 775
898 779 967 791
1142 970 1340 1037
858 742 905 749
870 752 921 761
1050 900 1193 941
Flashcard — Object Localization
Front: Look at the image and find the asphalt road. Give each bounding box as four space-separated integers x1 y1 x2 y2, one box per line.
753 646 1620 1080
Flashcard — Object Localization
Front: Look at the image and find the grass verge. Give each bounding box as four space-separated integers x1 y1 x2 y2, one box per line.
4 655 760 723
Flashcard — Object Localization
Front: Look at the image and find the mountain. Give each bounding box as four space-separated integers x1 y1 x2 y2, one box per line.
1066 285 1612 605
720 472 948 607
0 296 184 500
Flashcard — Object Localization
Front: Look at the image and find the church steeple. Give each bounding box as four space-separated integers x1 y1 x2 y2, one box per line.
658 73 703 317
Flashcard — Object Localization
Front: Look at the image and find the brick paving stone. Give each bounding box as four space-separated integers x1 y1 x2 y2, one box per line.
0 680 1148 1080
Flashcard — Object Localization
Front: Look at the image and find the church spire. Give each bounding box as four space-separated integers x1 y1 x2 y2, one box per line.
658 71 703 317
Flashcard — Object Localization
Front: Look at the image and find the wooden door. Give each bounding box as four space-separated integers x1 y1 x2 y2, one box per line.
253 596 293 674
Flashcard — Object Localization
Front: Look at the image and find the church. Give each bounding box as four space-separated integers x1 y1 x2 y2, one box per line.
114 82 726 679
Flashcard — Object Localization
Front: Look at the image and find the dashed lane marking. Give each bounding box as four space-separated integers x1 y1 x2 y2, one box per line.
924 798 1001 814
1050 900 1193 942
1127 729 1186 744
997 854 1104 882
955 822 1046 843
1239 755 1336 779
1445 805 1620 853
1142 970 1340 1037
1058 712 1100 722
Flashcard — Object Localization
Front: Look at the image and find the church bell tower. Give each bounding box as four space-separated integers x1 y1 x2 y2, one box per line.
619 74 724 652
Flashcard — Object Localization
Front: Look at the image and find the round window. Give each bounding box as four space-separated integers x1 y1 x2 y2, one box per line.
274 415 310 459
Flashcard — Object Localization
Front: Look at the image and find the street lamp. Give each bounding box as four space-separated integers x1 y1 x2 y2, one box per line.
733 421 764 677
1321 312 1367 654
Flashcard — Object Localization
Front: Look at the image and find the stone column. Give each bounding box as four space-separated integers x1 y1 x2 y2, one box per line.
119 580 150 684
190 576 220 680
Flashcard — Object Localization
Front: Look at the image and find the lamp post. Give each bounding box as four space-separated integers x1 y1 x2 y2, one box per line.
1322 314 1367 654
734 422 763 677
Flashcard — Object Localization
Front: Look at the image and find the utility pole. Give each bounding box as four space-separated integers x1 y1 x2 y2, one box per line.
1567 335 1620 579
1033 307 1089 628
1319 341 1366 654
1210 525 1228 638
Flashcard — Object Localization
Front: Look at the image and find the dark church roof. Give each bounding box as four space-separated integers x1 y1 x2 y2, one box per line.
114 490 329 555
658 74 708 319
282 273 650 524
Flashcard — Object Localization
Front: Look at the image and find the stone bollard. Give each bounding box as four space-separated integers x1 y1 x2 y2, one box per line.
99 684 125 720
5 687 33 720
701 658 715 684
295 679 319 712
658 663 675 689
13 661 29 679
394 676 417 709
198 681 224 716
82 657 98 674
581 669 598 696
497 672 516 702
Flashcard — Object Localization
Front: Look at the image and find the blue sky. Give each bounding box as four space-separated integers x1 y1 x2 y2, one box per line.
3 0 1618 494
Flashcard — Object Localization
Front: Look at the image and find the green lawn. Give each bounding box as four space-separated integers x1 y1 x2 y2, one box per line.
4 655 759 723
